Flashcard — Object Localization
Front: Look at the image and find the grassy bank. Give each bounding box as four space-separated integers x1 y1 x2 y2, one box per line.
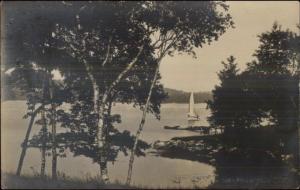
1 172 136 189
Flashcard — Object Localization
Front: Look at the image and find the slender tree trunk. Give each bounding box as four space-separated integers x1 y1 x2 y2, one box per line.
97 99 114 182
40 105 47 178
126 61 161 185
126 42 175 184
97 102 109 182
16 104 44 176
51 110 57 180
100 100 113 181
49 77 57 180
126 39 179 180
51 118 57 180
40 73 49 178
16 106 36 176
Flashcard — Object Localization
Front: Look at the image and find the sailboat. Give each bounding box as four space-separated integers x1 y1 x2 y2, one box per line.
187 92 200 121
163 92 203 130
163 92 206 131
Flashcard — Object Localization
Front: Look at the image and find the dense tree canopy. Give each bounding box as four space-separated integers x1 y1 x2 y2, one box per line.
208 23 299 131
207 23 299 167
4 1 234 183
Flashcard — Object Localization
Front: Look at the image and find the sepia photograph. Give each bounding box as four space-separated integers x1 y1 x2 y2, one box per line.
1 1 300 189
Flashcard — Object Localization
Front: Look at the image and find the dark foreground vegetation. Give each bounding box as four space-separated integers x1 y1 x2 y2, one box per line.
154 129 300 189
156 128 297 167
1 172 136 189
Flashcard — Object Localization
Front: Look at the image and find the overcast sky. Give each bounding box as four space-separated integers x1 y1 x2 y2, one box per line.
160 1 299 92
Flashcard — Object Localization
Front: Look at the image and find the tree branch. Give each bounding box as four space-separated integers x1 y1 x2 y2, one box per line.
102 35 112 67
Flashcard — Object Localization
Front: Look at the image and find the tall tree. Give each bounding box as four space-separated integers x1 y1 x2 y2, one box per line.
208 56 241 130
244 23 298 130
246 23 299 166
49 1 166 182
207 56 265 132
6 1 166 181
50 42 166 181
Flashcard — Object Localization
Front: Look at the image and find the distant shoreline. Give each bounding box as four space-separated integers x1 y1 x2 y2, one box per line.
1 87 212 103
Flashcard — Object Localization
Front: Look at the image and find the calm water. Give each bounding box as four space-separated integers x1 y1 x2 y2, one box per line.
1 101 215 188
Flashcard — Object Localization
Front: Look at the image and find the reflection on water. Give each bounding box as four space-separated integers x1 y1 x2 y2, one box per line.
1 101 215 188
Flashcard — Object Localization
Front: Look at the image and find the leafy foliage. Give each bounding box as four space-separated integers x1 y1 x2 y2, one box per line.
208 24 299 131
207 24 299 165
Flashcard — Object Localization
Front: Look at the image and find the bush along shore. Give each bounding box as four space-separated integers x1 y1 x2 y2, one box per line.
152 130 300 189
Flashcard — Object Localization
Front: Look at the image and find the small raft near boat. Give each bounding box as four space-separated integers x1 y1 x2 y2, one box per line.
164 125 180 130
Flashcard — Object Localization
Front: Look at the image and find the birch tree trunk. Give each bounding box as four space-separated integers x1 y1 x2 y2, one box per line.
99 47 144 182
97 103 109 182
126 61 161 184
82 45 144 182
82 59 109 182
49 76 57 180
80 43 144 182
126 33 180 184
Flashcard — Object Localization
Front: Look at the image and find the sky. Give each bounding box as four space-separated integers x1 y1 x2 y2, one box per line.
160 1 299 92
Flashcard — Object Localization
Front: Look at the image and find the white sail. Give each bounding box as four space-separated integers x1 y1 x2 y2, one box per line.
188 92 200 121
188 92 196 116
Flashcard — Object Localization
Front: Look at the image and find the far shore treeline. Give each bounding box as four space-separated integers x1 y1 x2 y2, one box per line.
163 88 212 103
1 86 212 103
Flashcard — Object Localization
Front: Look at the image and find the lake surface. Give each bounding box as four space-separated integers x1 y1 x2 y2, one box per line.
1 101 215 188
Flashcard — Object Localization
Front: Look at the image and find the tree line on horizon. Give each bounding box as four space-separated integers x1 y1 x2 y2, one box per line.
1 85 212 103
164 88 212 103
